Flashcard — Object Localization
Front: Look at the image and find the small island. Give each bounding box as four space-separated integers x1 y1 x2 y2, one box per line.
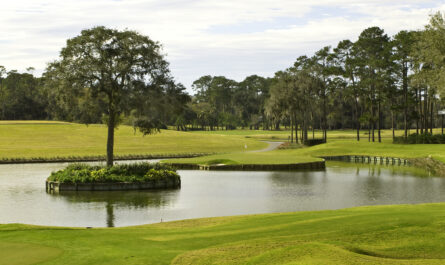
46 163 180 192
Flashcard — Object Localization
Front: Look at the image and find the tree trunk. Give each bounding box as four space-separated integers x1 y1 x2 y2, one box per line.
377 98 381 143
370 85 375 142
403 64 408 139
323 97 327 142
415 88 419 134
368 126 371 142
290 114 294 143
391 110 395 141
106 110 115 167
294 113 298 144
424 89 428 134
430 100 434 134
355 98 360 141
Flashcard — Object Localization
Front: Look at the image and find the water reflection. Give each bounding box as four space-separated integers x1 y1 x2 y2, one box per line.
1 161 445 227
51 190 180 227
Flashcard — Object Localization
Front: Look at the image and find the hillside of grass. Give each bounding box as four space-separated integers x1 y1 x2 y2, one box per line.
169 137 445 166
2 123 445 165
167 149 322 165
0 121 267 159
295 139 445 163
2 203 445 264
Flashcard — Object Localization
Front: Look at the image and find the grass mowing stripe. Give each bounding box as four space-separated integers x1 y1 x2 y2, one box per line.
2 204 445 264
0 123 267 159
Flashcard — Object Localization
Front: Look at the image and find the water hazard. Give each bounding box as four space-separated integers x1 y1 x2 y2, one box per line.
1 160 444 227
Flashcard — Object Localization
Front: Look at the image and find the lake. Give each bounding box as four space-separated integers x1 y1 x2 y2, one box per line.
1 160 444 227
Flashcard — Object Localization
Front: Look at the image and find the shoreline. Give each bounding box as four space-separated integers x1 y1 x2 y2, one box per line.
0 153 212 165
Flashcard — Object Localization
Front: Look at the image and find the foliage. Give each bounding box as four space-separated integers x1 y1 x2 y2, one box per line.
393 133 445 144
303 138 326 146
44 26 189 166
2 12 445 148
190 75 271 130
0 68 48 120
47 163 179 184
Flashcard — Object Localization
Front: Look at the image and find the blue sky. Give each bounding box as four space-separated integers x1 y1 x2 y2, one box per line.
0 0 444 92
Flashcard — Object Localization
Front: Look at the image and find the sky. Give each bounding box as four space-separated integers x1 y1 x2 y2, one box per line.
1 0 444 92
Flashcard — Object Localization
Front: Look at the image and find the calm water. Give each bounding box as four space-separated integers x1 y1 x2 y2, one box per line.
1 160 444 227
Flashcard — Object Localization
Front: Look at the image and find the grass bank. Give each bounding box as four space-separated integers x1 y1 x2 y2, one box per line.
168 139 445 168
2 203 445 264
0 121 267 160
167 149 322 165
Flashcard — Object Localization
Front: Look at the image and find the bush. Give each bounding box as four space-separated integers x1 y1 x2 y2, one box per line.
393 133 445 144
303 139 326 146
47 163 180 184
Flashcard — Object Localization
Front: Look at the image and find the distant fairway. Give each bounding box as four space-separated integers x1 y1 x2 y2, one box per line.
2 122 445 164
0 121 267 159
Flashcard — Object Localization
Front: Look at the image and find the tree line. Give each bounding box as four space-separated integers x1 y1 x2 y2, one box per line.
2 12 445 145
178 12 445 143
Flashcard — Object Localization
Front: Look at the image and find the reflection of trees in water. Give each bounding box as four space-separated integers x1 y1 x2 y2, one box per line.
267 170 328 199
55 190 179 207
106 202 114 227
269 170 324 187
51 190 179 227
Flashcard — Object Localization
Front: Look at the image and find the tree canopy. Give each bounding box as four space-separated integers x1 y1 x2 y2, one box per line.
44 26 188 166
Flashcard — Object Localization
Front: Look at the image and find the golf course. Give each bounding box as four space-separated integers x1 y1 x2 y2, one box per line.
1 122 445 264
2 203 445 265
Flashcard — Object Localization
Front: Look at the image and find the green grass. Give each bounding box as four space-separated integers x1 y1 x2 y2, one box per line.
0 121 267 159
2 203 445 264
190 128 445 141
2 121 442 165
167 149 323 165
169 138 445 165
296 139 445 163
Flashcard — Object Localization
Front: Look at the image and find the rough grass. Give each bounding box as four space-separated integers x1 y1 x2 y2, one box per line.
2 203 445 264
0 122 267 159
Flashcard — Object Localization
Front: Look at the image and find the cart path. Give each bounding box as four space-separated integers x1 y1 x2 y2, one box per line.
248 141 284 153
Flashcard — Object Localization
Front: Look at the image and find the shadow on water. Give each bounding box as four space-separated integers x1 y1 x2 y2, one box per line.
50 189 180 227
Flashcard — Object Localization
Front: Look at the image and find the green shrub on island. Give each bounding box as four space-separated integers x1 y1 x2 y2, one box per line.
47 163 180 184
393 133 445 144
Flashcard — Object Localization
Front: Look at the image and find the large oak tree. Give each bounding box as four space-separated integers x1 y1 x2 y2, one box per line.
45 26 184 166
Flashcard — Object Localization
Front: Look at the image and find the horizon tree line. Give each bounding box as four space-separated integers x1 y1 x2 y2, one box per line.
1 12 445 145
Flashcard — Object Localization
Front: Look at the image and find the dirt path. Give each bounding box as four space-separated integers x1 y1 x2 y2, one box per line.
249 141 284 153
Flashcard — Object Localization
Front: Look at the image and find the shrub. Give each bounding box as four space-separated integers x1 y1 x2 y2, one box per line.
393 133 445 144
47 163 179 184
303 139 326 146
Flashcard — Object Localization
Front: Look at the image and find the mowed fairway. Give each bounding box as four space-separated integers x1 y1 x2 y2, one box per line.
2 203 445 264
0 121 267 159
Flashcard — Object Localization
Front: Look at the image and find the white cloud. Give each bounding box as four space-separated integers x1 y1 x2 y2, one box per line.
0 0 443 90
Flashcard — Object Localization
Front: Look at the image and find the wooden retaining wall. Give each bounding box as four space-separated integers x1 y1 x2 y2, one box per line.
322 155 410 166
46 179 181 193
166 161 326 171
